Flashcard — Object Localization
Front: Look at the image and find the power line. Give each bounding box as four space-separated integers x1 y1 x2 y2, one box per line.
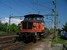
19 0 37 11
19 0 52 14
0 0 21 16
32 0 52 10
0 0 12 9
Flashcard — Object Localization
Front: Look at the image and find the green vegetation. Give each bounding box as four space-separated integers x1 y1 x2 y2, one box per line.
51 36 67 46
0 22 19 35
50 28 54 33
62 22 67 32
56 36 67 44
51 22 67 46
9 23 19 33
0 31 7 35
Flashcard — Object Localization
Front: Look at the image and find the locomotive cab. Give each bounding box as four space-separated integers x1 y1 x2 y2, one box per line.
24 14 44 21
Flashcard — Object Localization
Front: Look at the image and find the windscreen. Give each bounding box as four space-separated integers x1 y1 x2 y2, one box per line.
22 22 33 29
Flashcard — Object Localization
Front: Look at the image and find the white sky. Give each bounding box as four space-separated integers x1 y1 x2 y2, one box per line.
1 17 22 25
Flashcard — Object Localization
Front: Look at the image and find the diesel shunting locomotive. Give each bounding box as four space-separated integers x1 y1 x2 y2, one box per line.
17 14 45 43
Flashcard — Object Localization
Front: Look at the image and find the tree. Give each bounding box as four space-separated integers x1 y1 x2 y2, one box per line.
9 23 19 33
62 22 67 32
0 22 9 32
3 23 8 32
0 22 19 33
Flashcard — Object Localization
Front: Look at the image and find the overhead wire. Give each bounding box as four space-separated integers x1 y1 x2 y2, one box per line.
11 0 52 14
19 0 38 13
0 0 12 9
0 0 53 14
32 0 52 11
19 0 52 14
0 0 21 16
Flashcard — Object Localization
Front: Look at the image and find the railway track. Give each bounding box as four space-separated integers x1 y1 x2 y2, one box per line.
0 34 32 50
0 33 53 50
0 35 18 38
0 35 18 44
0 35 20 50
1 42 25 50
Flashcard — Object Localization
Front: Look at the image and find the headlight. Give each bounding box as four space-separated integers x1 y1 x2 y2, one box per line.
41 23 44 25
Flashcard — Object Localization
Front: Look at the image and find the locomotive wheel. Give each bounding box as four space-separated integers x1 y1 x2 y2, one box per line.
37 32 45 39
22 33 37 43
32 35 37 43
33 38 37 43
14 33 23 42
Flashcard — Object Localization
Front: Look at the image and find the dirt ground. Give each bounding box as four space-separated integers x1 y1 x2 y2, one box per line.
23 38 52 50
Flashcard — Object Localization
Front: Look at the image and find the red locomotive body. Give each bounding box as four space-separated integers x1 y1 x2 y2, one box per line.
20 14 44 33
17 14 45 43
20 21 44 33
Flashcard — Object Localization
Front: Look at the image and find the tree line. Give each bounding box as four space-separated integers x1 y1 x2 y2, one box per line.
0 22 19 33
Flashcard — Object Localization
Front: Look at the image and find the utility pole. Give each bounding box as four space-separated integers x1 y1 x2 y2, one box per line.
52 0 57 39
43 0 58 39
9 16 11 32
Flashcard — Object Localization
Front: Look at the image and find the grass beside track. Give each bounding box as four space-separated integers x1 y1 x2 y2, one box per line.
0 31 6 35
51 36 67 46
0 31 16 35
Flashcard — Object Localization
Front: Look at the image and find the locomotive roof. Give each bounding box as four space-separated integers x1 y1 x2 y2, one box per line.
24 14 44 18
